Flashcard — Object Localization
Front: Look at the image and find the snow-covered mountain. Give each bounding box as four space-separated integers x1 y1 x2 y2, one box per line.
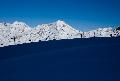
35 20 82 41
0 20 120 47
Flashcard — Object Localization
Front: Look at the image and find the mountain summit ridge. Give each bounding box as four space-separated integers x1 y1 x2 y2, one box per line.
0 20 120 47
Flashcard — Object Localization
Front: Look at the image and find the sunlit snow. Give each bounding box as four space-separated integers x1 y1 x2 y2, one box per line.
0 20 120 47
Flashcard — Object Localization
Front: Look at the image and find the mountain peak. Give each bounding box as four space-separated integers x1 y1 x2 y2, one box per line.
55 20 67 26
13 21 27 26
56 20 65 23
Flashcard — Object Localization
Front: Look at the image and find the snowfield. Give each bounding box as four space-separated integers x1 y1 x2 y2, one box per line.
0 20 120 47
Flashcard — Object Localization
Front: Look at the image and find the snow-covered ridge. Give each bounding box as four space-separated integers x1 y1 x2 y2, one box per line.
0 20 120 47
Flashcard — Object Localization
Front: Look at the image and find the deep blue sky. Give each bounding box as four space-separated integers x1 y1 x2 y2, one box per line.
0 0 120 31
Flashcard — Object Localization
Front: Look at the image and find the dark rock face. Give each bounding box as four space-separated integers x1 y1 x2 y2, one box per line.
0 37 120 81
116 27 120 31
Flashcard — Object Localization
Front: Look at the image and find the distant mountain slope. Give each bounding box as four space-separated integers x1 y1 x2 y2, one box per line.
0 20 120 47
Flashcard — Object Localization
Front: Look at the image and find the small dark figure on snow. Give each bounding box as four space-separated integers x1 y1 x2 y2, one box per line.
80 34 83 38
110 34 113 37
